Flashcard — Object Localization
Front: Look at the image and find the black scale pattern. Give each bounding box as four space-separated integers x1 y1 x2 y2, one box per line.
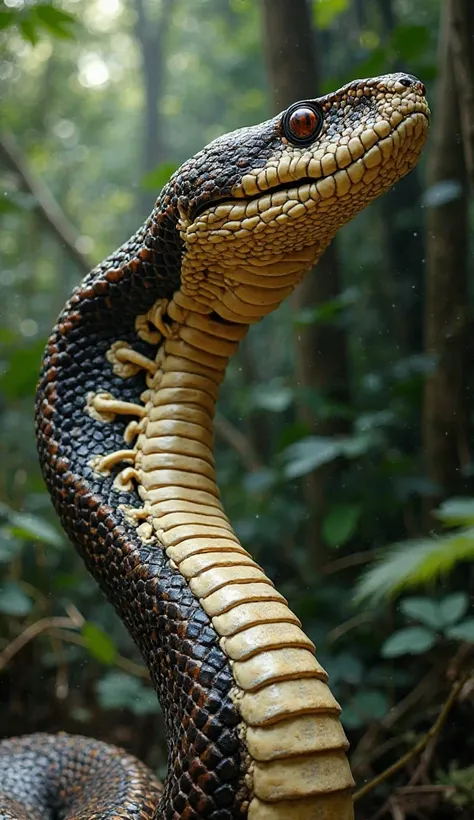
0 109 294 818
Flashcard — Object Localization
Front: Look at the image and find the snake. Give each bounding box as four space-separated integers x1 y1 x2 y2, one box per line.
0 72 429 820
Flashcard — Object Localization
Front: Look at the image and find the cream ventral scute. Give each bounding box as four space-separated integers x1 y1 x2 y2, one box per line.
0 73 429 820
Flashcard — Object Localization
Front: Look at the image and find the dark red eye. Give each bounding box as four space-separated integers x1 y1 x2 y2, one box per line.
283 102 323 145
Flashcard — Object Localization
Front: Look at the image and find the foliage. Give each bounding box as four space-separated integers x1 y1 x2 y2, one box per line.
0 2 77 45
382 593 474 657
1 0 473 816
96 671 159 716
312 0 349 30
437 764 474 809
356 499 474 603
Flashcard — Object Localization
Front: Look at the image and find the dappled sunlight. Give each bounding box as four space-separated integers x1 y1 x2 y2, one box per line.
0 1 473 818
78 51 110 88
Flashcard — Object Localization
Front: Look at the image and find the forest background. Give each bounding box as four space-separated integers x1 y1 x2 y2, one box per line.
1 0 474 817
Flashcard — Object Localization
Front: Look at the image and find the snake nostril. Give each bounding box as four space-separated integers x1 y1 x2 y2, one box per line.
398 75 426 96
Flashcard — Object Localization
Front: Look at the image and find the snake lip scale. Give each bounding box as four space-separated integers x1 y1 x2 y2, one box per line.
0 73 429 820
194 117 430 224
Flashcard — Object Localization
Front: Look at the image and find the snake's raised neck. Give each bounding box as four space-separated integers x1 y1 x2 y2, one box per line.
22 73 429 820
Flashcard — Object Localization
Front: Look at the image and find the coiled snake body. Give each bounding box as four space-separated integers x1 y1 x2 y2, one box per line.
0 74 429 820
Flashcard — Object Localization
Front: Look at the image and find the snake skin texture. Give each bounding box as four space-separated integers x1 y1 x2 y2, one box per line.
0 74 429 819
0 735 162 819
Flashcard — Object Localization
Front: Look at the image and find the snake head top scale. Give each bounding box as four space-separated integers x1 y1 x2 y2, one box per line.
162 71 429 325
0 74 429 820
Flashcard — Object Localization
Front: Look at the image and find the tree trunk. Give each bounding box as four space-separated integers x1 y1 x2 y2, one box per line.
374 0 426 355
423 0 471 515
262 0 350 571
133 0 175 215
449 0 474 186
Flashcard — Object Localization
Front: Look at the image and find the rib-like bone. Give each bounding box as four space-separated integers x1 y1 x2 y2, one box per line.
83 79 429 817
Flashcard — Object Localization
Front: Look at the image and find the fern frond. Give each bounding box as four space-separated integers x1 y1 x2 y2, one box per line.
355 527 474 605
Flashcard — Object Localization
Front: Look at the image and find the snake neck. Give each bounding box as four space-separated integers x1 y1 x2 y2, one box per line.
134 295 246 538
122 242 327 540
28 72 431 819
87 256 355 818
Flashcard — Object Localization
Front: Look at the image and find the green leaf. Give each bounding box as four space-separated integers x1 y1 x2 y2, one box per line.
323 503 361 547
19 17 40 46
0 340 46 399
34 5 77 39
81 622 116 665
251 384 293 413
324 651 363 685
0 581 33 617
96 671 159 715
35 5 76 26
282 436 342 479
0 529 23 563
423 180 464 209
435 497 474 527
351 48 388 82
313 0 349 30
0 10 16 31
445 618 474 644
52 573 80 590
294 288 358 327
5 510 64 548
295 300 342 326
339 431 377 458
391 24 430 62
382 626 436 658
400 596 441 629
141 162 179 191
355 529 474 604
243 469 276 494
439 593 469 626
342 689 389 729
0 197 23 215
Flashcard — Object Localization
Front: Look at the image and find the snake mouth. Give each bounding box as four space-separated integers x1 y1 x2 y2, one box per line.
191 177 318 220
191 108 430 223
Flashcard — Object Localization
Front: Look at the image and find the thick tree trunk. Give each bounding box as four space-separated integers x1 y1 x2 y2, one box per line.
423 1 471 513
262 0 350 570
449 0 474 186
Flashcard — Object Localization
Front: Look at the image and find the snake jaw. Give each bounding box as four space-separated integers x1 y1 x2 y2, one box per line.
230 76 429 199
184 73 428 230
177 76 429 322
3 72 429 820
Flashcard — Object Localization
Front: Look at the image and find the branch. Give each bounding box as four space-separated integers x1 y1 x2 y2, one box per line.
0 613 83 673
0 610 149 681
50 628 149 681
449 0 474 187
214 412 263 473
353 670 471 804
0 132 91 273
351 668 440 773
321 549 378 575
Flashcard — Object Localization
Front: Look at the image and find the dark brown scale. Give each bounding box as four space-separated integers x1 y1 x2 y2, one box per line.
0 149 280 816
0 73 420 818
0 734 161 819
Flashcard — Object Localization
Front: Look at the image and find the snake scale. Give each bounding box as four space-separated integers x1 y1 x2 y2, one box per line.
0 73 429 820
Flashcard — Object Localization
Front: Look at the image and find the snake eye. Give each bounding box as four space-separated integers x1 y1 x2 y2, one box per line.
283 102 323 146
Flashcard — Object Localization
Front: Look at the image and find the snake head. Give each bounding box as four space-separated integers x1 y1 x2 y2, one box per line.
161 72 429 323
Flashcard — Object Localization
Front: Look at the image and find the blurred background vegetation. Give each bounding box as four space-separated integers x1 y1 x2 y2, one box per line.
1 0 474 817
